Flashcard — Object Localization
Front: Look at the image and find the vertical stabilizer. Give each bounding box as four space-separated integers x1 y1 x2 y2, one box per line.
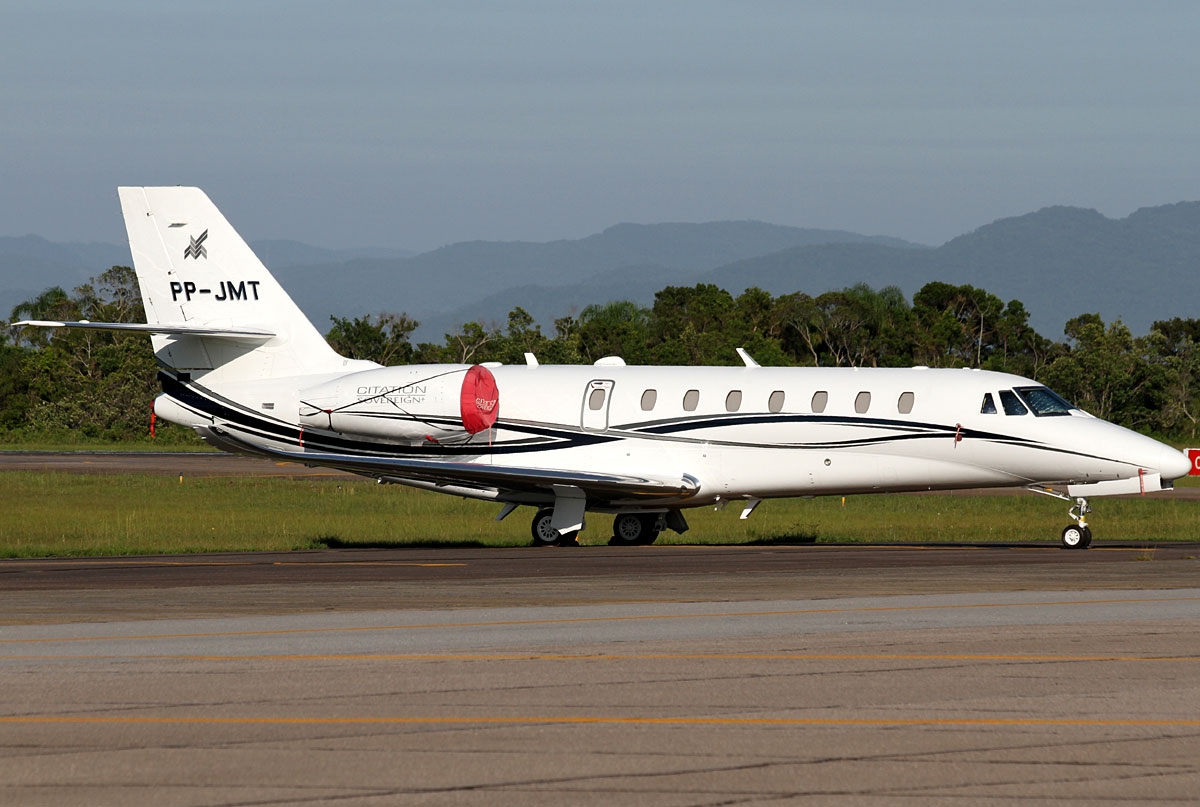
119 187 352 382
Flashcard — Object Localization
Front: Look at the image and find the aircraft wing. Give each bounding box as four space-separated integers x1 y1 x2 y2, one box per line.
198 425 701 503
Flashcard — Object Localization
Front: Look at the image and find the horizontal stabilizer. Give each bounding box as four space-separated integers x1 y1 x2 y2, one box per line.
14 320 275 340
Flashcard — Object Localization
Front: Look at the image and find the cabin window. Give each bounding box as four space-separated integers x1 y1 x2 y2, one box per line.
855 391 871 414
897 391 914 414
999 389 1028 416
683 389 700 411
981 393 997 414
588 388 607 410
768 390 785 413
1015 386 1074 416
725 390 742 412
640 389 657 411
811 391 828 413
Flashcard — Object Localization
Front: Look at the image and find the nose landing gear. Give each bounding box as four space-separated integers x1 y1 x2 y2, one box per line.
1061 498 1093 549
1028 488 1094 549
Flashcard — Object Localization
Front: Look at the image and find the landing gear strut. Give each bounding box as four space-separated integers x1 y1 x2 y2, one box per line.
1027 488 1094 549
1060 497 1092 550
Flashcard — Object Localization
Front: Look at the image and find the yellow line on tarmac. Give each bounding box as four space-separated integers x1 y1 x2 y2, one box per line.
271 561 465 567
23 559 258 567
6 559 463 568
2 594 1197 646
2 715 1199 728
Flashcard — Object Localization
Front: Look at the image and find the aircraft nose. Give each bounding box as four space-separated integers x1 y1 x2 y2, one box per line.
1158 446 1193 481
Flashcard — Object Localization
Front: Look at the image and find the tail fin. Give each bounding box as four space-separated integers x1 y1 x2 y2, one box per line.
119 187 354 382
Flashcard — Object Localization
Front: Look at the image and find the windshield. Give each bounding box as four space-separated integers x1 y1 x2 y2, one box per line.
1015 386 1075 416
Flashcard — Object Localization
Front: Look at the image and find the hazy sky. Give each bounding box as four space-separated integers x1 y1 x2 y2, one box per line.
3 1 1199 251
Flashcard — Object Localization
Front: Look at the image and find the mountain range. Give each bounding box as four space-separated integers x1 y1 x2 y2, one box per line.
3 202 1199 342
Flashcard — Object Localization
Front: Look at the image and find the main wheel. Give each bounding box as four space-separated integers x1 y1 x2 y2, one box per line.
1061 524 1088 550
611 513 660 545
531 509 560 547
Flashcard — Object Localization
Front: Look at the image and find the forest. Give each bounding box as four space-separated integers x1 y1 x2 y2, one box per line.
3 265 1200 444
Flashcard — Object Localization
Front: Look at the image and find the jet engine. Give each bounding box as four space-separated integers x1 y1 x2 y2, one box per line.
298 364 499 444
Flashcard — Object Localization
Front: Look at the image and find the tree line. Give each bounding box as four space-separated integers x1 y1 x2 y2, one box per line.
4 266 1200 443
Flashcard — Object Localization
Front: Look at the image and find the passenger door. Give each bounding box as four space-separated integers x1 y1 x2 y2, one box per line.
581 380 615 430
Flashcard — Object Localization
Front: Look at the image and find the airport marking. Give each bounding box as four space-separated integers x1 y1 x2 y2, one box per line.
0 559 463 568
271 561 466 567
2 593 1198 646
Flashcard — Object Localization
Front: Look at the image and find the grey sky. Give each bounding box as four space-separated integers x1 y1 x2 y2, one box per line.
2 1 1199 251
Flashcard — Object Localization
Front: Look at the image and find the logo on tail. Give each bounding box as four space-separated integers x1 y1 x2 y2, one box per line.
184 230 208 260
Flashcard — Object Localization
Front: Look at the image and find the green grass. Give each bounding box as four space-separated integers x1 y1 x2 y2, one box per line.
0 438 215 453
0 473 528 556
0 444 217 454
2 471 1199 557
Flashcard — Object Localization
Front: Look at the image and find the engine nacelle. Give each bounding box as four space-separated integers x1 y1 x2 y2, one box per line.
298 364 498 444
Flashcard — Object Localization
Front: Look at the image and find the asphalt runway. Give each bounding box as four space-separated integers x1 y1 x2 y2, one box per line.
3 453 1200 803
3 547 1200 805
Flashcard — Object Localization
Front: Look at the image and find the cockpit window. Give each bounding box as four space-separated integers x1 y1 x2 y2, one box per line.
999 390 1028 416
1015 386 1074 416
980 393 997 414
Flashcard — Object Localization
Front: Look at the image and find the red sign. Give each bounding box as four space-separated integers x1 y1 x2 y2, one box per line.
1187 448 1200 476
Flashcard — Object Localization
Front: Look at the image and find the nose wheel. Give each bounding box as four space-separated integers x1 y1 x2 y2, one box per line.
1061 497 1092 550
1028 488 1095 549
1061 523 1092 549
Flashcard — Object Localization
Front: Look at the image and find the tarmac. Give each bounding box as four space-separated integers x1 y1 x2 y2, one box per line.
2 452 1199 804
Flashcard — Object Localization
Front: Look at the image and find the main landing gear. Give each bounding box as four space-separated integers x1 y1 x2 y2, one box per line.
527 510 666 546
609 513 661 546
530 509 579 547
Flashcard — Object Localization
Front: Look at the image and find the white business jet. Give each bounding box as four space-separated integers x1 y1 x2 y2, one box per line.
18 188 1193 549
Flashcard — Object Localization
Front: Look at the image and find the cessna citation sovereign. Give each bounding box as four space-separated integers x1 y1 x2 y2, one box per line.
18 188 1193 549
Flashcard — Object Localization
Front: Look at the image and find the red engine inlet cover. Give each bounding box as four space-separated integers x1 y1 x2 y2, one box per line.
460 365 499 434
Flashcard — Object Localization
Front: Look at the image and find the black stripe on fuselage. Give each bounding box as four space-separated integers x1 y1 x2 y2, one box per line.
622 411 1032 449
159 374 616 457
159 373 1123 467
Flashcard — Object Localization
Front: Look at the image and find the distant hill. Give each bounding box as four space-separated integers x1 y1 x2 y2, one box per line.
274 221 919 336
5 204 1199 341
0 236 132 320
2 222 911 330
252 240 414 267
701 203 1200 337
427 203 1200 341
